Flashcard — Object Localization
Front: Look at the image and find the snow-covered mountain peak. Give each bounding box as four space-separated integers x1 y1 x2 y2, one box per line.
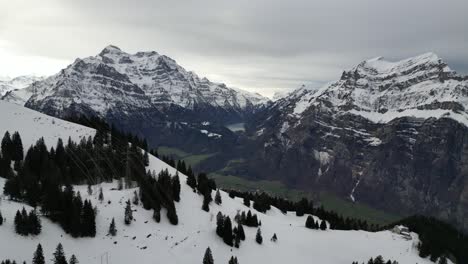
0 75 44 96
2 46 269 123
346 52 453 82
272 53 468 128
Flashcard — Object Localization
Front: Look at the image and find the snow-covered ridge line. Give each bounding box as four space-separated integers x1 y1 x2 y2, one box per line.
0 75 44 96
0 101 440 264
277 52 468 127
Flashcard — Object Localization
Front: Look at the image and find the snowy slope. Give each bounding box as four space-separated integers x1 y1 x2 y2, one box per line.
3 46 268 116
0 76 43 96
277 53 468 127
0 102 439 264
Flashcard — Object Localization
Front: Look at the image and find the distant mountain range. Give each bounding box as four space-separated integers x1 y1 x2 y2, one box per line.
3 49 468 231
244 53 468 231
0 75 43 96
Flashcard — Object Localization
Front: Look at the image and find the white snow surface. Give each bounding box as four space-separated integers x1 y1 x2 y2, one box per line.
278 53 468 127
4 46 269 114
0 102 440 264
0 75 43 96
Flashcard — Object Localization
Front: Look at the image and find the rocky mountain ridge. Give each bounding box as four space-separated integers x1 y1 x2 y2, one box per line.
241 53 468 231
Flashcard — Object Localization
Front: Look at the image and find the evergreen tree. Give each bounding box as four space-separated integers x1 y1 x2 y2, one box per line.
438 256 448 264
14 210 24 235
53 243 68 264
172 173 181 202
98 187 104 202
87 184 93 196
234 230 240 248
28 210 41 235
32 244 45 264
237 223 245 241
69 255 78 264
228 256 239 264
82 200 96 237
143 150 149 166
153 209 161 223
216 212 224 237
203 247 214 264
202 191 212 212
243 197 250 207
271 233 278 242
255 228 263 244
223 216 234 246
132 190 139 205
166 203 179 225
11 132 23 161
0 210 3 226
305 215 314 229
215 189 222 205
108 218 117 236
186 168 197 190
1 131 13 162
320 220 327 230
124 199 133 225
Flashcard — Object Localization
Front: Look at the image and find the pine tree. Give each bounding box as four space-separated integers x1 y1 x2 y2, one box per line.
203 247 214 264
243 197 250 207
153 208 161 223
271 233 278 242
124 199 133 225
186 168 197 190
132 190 139 205
305 215 314 229
28 210 41 235
237 223 245 241
320 220 327 230
69 255 78 264
14 210 24 235
438 256 448 264
202 191 212 212
143 150 149 166
82 200 96 237
255 228 263 244
98 187 104 202
172 173 181 202
228 256 239 264
11 132 23 162
32 244 45 264
87 184 93 196
108 218 117 236
53 243 68 264
223 216 234 246
0 210 3 226
1 131 13 162
216 212 224 237
215 189 222 205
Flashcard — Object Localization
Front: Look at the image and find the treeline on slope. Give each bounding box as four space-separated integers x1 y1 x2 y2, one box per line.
2 242 79 264
225 189 378 231
382 215 467 264
351 255 399 264
0 128 179 236
42 115 468 262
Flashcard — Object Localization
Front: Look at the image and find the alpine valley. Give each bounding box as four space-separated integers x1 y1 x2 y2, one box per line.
1 47 468 263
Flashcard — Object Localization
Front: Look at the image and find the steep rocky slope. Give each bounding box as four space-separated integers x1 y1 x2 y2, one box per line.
243 53 468 231
0 101 436 264
2 46 268 150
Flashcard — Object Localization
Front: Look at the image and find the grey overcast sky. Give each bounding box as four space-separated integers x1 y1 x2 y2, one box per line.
1 0 467 97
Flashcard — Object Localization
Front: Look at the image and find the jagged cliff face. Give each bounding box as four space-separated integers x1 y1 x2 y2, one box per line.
14 45 268 124
2 46 268 150
245 53 468 230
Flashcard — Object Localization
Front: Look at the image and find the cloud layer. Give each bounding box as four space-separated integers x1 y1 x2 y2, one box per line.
1 0 467 97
